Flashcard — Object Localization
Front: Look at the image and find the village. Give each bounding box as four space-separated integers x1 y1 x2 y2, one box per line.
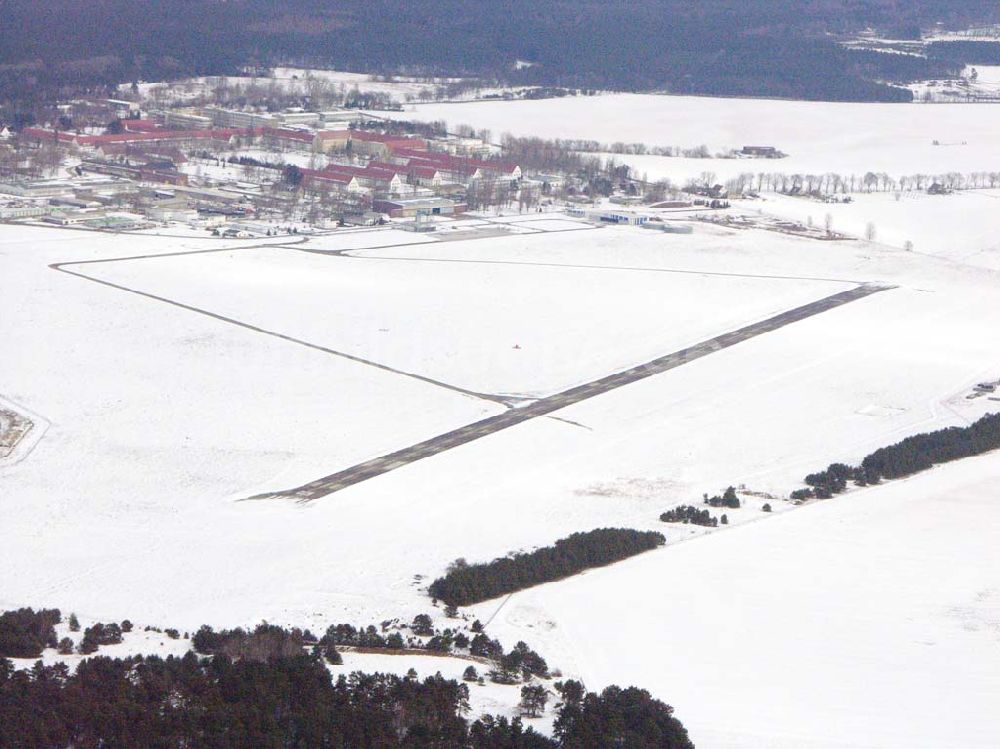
0 90 769 237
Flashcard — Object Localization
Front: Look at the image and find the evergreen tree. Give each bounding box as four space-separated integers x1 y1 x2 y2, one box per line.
519 685 549 718
411 614 435 637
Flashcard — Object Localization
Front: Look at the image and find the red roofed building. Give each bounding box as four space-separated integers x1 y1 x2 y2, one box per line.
316 130 351 153
390 148 520 184
323 163 404 193
262 127 351 153
347 130 428 158
20 128 82 145
300 167 363 194
261 127 316 152
120 119 163 133
371 160 441 187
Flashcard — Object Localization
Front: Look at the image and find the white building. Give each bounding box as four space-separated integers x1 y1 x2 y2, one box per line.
0 204 51 219
201 107 279 129
162 109 214 129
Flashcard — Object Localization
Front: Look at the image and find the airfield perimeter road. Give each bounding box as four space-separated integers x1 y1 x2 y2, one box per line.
251 282 892 502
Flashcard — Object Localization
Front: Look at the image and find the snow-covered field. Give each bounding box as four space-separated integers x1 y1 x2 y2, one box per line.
3 193 999 747
482 450 1000 749
381 93 1000 271
910 64 1000 101
76 230 851 397
734 190 1000 268
272 67 452 100
386 93 1000 184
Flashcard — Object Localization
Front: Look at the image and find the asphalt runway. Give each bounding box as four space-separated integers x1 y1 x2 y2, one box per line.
252 283 892 502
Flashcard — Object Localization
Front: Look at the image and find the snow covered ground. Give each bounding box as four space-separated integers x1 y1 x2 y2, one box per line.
2 198 999 747
910 65 1000 101
385 93 1000 184
385 93 1000 274
272 68 453 100
481 450 1000 749
733 190 1000 268
76 229 851 397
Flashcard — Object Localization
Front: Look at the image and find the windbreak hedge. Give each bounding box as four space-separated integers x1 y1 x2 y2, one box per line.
429 528 665 607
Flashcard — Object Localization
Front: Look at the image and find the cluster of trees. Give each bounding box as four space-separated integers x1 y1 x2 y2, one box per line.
0 649 693 748
704 487 742 509
504 135 718 160
428 528 665 607
319 616 466 654
358 118 450 139
322 621 406 649
473 638 549 684
792 412 1000 499
0 608 59 659
551 683 693 749
928 40 1000 66
660 505 719 527
192 622 329 664
317 616 550 685
724 169 1000 198
0 609 142 659
500 135 635 186
78 622 124 655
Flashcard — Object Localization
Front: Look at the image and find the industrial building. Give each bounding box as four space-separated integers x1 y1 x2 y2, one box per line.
372 196 465 218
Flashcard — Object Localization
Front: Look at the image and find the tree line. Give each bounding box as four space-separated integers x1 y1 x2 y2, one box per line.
0 651 692 748
428 528 665 607
7 0 1000 123
313 615 552 686
724 169 1000 197
792 411 1000 499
